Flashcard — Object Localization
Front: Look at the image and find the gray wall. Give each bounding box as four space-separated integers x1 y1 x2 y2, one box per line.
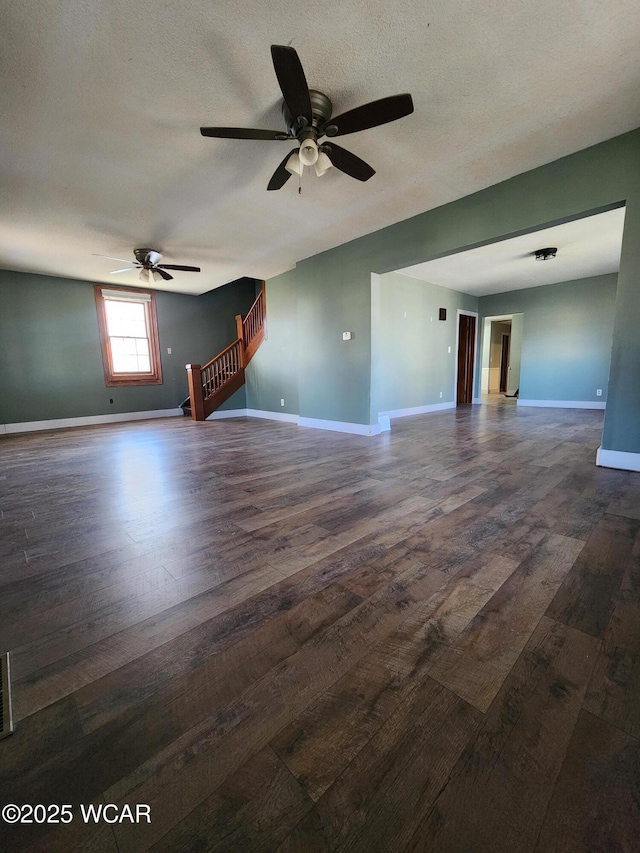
0 270 258 424
479 274 617 403
247 128 639 453
372 271 477 413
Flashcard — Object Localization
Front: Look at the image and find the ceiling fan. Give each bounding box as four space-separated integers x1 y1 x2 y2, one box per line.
93 248 201 282
200 45 414 190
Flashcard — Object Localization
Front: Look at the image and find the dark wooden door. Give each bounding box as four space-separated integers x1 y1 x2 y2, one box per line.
457 314 476 405
499 333 510 393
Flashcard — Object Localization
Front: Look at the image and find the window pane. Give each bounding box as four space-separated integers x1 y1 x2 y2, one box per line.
110 337 151 373
135 338 150 372
105 300 147 338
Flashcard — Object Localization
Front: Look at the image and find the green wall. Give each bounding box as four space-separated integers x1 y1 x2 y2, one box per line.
372 271 477 414
295 245 373 424
249 128 640 454
508 314 523 396
0 270 258 424
245 268 299 416
479 274 617 403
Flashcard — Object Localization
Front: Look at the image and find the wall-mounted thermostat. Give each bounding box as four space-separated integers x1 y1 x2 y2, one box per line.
342 331 352 341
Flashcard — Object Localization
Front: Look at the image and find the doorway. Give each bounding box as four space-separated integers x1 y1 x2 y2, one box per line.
456 311 477 405
480 314 523 397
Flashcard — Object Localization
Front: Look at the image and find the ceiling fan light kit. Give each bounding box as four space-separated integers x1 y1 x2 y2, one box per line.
299 136 319 167
285 151 304 177
314 151 333 177
200 44 414 191
94 249 201 283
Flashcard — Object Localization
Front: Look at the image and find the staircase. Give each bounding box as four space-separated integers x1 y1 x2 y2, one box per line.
182 281 266 421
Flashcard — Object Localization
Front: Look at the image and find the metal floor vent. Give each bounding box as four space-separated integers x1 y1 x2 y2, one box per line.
1 652 14 739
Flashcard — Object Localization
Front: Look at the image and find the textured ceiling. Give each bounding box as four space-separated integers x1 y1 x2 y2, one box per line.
2 0 640 295
396 207 626 296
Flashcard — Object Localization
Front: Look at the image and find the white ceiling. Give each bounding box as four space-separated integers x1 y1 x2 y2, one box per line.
395 207 626 296
1 0 639 295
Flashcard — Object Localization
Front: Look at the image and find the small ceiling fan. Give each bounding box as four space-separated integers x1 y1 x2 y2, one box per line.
93 248 201 282
200 45 414 190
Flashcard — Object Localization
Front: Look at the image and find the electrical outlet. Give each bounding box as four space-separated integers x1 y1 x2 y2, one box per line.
448 346 451 354
280 398 285 406
167 347 172 354
596 389 602 396
439 391 443 398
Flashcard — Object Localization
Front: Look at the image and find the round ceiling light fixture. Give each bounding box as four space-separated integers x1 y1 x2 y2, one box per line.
534 247 558 261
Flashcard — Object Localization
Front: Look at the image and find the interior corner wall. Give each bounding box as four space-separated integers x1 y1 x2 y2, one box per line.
244 269 299 416
0 270 257 425
246 249 373 427
372 271 477 414
478 273 618 404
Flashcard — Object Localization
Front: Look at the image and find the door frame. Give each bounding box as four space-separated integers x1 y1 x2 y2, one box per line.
454 309 479 405
499 332 511 393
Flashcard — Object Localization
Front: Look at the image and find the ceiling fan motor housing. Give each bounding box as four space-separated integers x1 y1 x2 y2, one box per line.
134 248 161 267
283 89 333 139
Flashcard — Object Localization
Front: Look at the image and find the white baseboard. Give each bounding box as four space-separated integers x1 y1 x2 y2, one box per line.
517 399 606 410
205 408 248 420
299 417 381 436
378 402 456 419
206 408 299 423
1 408 184 435
208 408 376 435
596 446 640 472
246 409 299 424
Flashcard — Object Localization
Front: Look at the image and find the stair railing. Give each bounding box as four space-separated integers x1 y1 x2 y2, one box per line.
237 281 266 367
185 282 266 421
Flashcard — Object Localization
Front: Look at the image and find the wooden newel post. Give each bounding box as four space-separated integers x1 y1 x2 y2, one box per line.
185 364 205 421
235 314 246 368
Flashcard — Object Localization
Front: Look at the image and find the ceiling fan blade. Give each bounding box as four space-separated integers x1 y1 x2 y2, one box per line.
157 264 201 272
328 94 414 136
267 148 298 191
93 254 137 265
271 45 312 124
325 144 375 182
109 267 137 274
154 267 173 281
200 127 290 140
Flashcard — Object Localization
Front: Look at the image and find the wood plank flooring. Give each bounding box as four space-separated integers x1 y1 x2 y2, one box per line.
1 400 639 851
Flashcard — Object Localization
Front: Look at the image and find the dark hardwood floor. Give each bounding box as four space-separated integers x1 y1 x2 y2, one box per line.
1 401 639 852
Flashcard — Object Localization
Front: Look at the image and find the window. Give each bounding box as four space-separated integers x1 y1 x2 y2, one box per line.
94 285 163 386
